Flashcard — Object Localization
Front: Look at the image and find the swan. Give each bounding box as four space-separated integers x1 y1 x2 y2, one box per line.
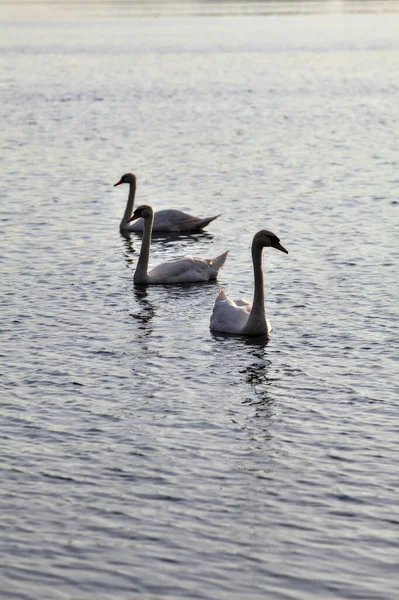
210 230 288 336
114 173 220 233
129 204 228 285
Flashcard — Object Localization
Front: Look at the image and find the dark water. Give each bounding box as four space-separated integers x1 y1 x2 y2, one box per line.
1 2 398 599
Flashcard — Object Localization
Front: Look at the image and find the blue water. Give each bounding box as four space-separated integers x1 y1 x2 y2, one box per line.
1 3 398 599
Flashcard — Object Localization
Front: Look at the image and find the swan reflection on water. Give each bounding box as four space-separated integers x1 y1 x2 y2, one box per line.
121 227 214 246
121 230 137 266
129 287 155 336
240 347 278 430
212 336 277 447
212 332 276 397
214 334 277 417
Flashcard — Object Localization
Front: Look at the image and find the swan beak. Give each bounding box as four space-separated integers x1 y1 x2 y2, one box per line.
114 179 123 187
127 214 140 222
276 242 288 254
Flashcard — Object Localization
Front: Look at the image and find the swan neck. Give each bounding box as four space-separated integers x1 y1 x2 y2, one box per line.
134 213 152 284
252 241 265 313
120 181 136 230
242 240 268 335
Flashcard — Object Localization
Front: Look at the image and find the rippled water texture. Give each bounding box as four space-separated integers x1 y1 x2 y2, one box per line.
1 2 398 599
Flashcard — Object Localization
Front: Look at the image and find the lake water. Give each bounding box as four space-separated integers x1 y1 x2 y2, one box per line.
1 2 398 599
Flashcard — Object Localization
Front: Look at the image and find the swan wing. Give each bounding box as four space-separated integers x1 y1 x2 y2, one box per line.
129 209 219 232
234 299 252 308
210 289 252 334
153 209 219 232
148 255 221 284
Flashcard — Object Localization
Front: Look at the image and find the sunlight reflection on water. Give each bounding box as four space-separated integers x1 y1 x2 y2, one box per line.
1 0 399 20
1 4 398 600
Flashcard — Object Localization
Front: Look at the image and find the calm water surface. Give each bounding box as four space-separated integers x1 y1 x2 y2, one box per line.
0 2 398 599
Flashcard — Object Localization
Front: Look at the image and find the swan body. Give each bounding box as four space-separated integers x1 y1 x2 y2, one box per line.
139 253 228 285
210 230 288 336
128 209 218 233
114 173 220 232
129 205 228 285
211 290 272 334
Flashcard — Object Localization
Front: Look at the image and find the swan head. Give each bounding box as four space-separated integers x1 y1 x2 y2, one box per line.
253 230 288 254
127 204 153 222
114 173 136 187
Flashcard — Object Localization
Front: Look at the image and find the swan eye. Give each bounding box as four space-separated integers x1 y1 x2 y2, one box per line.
270 235 280 246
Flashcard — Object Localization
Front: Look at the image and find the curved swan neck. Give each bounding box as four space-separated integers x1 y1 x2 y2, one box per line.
134 212 153 285
242 240 268 335
120 181 136 230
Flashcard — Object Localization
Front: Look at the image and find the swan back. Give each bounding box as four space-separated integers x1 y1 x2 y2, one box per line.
210 289 252 334
147 251 228 285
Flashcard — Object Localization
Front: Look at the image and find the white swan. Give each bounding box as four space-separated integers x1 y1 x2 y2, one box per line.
114 173 220 233
210 230 288 336
129 205 228 285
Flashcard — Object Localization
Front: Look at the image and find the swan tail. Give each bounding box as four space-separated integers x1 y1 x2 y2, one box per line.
197 214 220 230
181 214 220 231
212 250 229 272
